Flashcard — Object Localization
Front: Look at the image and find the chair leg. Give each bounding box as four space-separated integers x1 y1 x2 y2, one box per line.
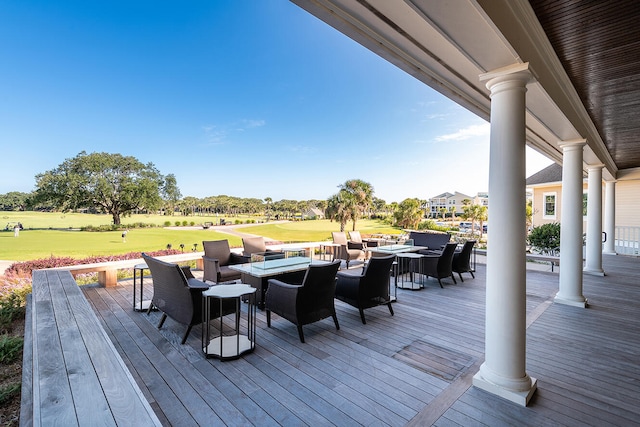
387 303 394 316
332 312 340 330
146 303 154 315
437 278 444 288
266 310 271 327
451 275 457 285
181 326 192 344
297 325 305 343
458 272 464 282
359 308 366 324
157 313 167 329
470 270 475 279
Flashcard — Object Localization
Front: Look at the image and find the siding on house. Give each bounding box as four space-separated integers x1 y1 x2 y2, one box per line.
527 164 640 230
617 179 640 227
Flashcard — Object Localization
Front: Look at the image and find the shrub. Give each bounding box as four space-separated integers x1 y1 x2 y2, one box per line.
164 221 171 227
0 335 23 364
175 221 181 226
0 383 21 405
0 293 26 334
4 249 182 279
182 220 188 226
189 221 195 226
528 223 561 255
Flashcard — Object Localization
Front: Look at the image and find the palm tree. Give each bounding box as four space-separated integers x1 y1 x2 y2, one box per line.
264 197 272 221
325 190 354 232
338 179 373 231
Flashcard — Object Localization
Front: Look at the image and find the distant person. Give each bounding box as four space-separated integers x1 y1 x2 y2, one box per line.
14 224 20 237
122 229 128 243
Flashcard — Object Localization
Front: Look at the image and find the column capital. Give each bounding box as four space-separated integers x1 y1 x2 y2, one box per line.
586 163 605 171
480 62 534 91
559 139 586 150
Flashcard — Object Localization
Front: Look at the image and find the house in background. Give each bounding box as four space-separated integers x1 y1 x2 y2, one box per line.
526 163 587 229
428 191 473 218
302 207 324 220
527 163 640 255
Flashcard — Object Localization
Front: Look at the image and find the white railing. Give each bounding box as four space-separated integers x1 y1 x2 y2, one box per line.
615 226 640 256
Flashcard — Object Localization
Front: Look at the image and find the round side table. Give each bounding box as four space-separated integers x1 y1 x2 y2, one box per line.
201 284 257 361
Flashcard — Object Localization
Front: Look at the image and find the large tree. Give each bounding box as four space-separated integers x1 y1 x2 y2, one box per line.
394 198 423 229
33 151 164 225
162 173 182 216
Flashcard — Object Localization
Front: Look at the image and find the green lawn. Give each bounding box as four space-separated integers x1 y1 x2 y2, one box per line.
0 211 401 261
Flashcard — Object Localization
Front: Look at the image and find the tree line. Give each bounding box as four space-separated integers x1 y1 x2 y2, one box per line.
1 151 489 230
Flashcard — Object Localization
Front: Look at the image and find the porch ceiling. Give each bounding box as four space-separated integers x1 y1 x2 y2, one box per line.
292 0 640 180
529 0 640 173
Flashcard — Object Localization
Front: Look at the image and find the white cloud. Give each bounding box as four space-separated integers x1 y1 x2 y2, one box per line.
435 123 490 142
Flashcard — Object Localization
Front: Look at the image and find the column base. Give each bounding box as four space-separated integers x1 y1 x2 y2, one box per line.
583 267 605 277
554 294 588 308
472 372 537 406
602 251 617 256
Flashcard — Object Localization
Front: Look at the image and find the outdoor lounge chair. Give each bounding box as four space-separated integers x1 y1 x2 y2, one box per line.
202 239 244 283
452 240 476 282
335 254 395 324
420 242 458 288
242 236 283 259
332 231 365 268
142 253 234 344
265 260 341 343
349 230 379 249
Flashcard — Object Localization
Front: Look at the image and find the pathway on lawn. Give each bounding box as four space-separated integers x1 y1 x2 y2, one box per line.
0 260 15 276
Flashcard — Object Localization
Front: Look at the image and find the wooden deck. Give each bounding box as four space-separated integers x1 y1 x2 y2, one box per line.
81 255 640 426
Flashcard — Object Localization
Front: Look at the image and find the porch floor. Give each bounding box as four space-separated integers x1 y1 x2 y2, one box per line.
82 255 640 426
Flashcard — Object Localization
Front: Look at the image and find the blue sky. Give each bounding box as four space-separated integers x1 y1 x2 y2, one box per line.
0 0 552 203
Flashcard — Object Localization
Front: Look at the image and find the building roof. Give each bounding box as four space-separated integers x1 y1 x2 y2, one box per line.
526 163 563 186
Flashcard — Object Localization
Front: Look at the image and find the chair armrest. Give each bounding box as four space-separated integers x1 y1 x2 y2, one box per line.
181 265 195 279
348 241 364 250
202 256 221 269
229 253 246 265
337 270 365 280
187 278 210 290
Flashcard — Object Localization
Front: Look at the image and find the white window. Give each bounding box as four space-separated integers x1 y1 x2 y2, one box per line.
543 192 557 219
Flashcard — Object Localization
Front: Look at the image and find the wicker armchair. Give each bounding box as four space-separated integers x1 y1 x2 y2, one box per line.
242 236 284 259
335 254 395 324
332 231 365 268
348 230 379 249
142 253 233 344
420 242 458 288
265 260 341 343
452 240 476 282
202 240 244 283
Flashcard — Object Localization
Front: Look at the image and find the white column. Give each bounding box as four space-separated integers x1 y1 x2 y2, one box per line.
603 180 617 255
555 140 588 307
584 165 605 275
473 63 536 406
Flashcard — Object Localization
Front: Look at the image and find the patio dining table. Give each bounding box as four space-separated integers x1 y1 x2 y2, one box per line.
229 257 331 309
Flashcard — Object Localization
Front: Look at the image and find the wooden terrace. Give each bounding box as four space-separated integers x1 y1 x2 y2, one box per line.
80 255 640 426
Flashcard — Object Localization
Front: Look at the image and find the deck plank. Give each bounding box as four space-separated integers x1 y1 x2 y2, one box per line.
80 255 640 426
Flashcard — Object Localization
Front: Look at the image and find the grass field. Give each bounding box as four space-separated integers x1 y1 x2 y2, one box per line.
0 211 401 261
